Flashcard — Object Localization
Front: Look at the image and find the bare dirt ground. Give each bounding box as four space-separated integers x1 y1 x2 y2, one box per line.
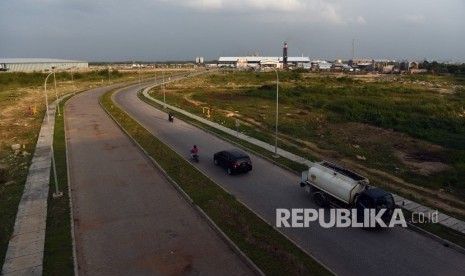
0 88 43 149
178 89 465 217
287 122 464 216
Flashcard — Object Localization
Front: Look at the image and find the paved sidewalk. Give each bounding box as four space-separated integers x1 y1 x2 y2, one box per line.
143 87 465 236
1 102 57 275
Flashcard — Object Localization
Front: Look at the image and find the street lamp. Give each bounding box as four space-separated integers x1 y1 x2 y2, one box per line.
52 69 61 116
108 66 111 85
70 66 77 95
44 70 62 198
162 70 166 108
273 67 279 158
138 65 141 90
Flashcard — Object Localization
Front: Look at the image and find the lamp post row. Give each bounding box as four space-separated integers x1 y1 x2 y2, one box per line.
274 68 279 158
44 68 62 198
44 65 279 199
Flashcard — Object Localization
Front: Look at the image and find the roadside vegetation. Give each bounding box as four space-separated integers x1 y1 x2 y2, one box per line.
2 68 464 273
147 70 465 221
0 69 172 270
43 95 74 275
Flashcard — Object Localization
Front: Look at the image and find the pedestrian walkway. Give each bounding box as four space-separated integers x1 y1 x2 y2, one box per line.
142 87 465 236
1 102 57 275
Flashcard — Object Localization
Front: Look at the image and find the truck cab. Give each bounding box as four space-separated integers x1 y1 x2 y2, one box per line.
355 188 395 223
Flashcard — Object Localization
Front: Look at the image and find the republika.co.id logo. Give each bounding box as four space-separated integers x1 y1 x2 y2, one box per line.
276 208 438 228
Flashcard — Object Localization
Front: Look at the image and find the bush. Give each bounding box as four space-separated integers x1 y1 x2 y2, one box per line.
0 166 8 185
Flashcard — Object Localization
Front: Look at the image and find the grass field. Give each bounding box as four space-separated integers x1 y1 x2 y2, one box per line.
1 68 464 273
0 69 183 269
148 70 465 219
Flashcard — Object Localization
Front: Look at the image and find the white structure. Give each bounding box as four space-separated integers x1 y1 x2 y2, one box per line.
0 58 88 72
218 56 310 68
195 56 204 64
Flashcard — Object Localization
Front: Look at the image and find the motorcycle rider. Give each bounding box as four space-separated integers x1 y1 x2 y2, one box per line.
190 145 199 160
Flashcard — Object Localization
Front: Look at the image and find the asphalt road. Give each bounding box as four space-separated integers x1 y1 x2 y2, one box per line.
113 82 465 276
65 84 256 275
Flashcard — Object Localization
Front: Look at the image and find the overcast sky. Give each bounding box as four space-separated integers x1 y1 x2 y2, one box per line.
1 0 464 62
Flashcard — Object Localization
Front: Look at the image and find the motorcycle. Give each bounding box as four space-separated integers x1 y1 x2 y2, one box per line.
190 152 200 163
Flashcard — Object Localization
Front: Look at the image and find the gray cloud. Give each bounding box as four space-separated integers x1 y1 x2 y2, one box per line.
1 0 464 61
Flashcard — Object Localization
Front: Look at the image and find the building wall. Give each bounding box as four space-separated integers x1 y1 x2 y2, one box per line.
5 62 88 72
0 59 88 72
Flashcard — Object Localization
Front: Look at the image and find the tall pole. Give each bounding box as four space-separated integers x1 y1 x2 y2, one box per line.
274 68 279 157
71 66 77 95
163 70 166 108
138 66 141 90
71 71 75 95
53 69 61 116
351 39 355 61
44 72 62 198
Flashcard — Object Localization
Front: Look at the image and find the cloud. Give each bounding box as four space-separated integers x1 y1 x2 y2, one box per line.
402 14 425 25
172 0 304 12
348 16 367 25
159 0 347 25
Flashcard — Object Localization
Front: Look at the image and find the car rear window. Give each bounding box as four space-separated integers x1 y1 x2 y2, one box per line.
236 158 250 163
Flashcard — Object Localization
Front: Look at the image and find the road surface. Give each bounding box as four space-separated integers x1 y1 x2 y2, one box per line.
113 83 465 276
65 84 256 275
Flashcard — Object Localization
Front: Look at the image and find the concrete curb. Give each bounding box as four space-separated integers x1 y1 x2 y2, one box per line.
63 96 79 276
1 100 59 275
407 222 465 255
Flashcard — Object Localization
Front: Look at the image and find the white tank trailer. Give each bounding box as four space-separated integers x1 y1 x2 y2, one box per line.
300 161 395 224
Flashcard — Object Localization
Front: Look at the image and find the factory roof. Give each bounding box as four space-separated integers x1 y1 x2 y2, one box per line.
219 56 310 63
0 58 87 63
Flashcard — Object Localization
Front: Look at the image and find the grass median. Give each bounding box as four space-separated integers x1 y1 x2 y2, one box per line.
43 95 74 275
100 88 331 275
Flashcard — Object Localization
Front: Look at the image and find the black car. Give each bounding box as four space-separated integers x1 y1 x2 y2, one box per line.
213 149 252 175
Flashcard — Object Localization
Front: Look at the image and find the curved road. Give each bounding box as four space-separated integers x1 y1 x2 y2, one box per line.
65 83 255 275
113 82 465 276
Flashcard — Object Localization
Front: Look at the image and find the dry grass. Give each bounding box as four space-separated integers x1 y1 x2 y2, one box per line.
148 71 465 219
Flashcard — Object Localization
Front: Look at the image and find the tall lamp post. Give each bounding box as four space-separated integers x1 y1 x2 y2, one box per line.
273 67 279 158
52 69 61 116
70 68 76 95
138 65 141 90
162 70 166 108
108 66 111 85
44 70 62 198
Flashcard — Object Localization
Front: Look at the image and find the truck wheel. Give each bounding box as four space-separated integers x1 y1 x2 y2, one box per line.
313 193 327 207
214 158 219 166
227 168 233 175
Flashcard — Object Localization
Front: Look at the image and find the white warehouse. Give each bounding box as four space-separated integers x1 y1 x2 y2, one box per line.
0 58 88 72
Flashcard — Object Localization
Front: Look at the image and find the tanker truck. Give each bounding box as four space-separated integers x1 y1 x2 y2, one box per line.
300 161 395 224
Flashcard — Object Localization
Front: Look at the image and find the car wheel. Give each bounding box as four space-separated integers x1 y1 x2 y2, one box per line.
227 168 233 175
214 158 219 166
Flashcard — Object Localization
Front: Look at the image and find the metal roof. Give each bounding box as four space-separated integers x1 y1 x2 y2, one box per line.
219 56 310 63
0 58 87 63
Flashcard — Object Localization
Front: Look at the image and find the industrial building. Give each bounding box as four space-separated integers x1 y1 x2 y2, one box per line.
0 58 88 72
218 56 310 69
